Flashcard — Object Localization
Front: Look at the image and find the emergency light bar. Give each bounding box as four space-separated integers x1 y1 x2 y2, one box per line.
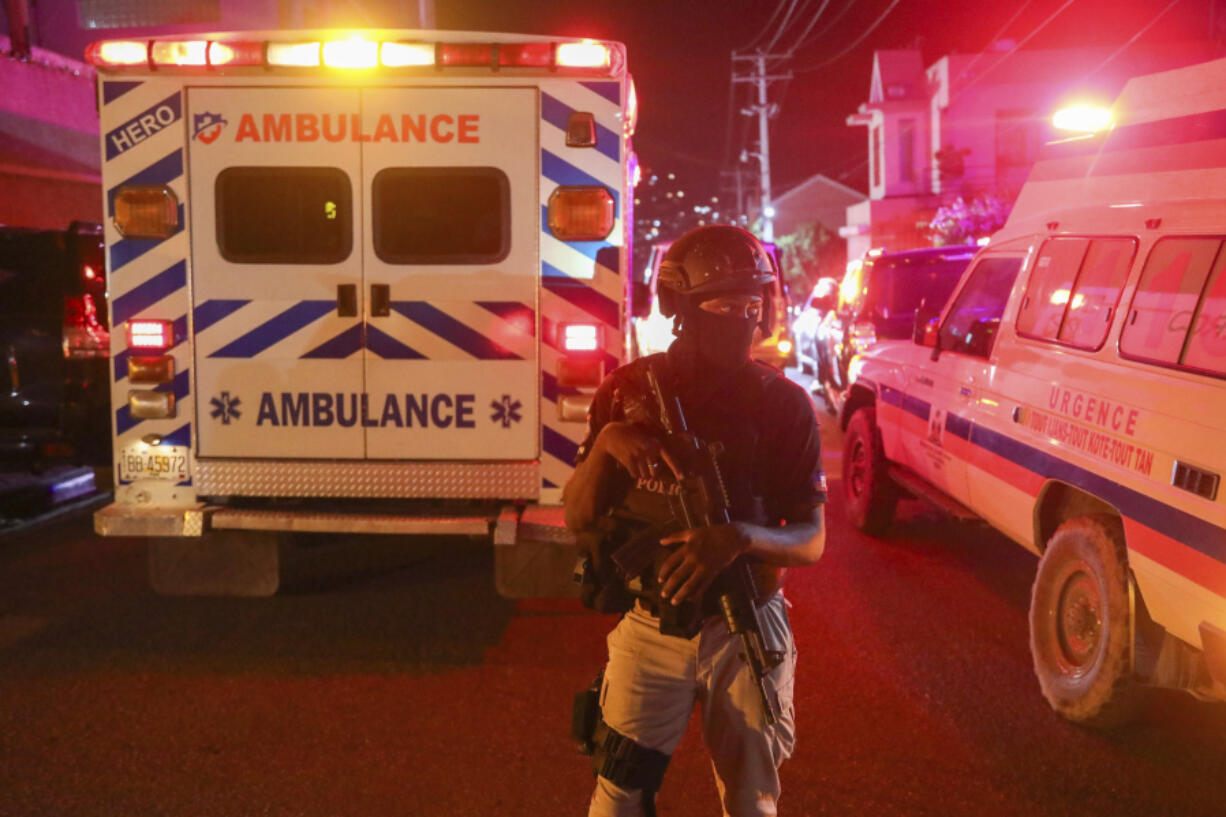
86 35 623 75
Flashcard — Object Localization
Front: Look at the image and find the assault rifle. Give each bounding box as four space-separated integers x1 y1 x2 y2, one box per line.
610 360 783 725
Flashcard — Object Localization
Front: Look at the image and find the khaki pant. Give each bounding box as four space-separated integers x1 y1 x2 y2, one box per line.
588 592 797 817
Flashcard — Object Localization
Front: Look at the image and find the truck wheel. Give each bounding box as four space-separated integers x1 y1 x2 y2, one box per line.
842 407 898 535
1029 514 1138 727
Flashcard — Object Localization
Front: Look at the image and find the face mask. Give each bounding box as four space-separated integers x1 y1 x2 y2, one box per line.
678 303 757 372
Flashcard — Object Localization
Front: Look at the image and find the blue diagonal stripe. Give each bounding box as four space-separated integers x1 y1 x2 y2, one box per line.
366 324 427 359
103 80 143 105
542 371 580 404
193 299 251 334
475 301 536 336
540 206 614 263
541 92 620 162
209 301 335 358
109 203 185 271
302 324 364 359
115 369 191 435
390 301 521 360
542 273 619 327
580 81 621 106
105 91 181 160
543 425 580 466
111 260 187 327
108 149 183 216
541 150 619 211
162 423 191 447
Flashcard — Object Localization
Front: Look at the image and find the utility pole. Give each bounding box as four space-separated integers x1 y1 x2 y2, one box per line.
732 53 790 242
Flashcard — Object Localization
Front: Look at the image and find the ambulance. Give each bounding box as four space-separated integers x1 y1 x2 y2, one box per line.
841 57 1226 725
85 30 637 597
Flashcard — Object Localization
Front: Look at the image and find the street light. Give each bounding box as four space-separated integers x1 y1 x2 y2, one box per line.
1052 104 1113 134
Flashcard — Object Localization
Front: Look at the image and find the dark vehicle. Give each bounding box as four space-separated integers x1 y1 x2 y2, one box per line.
0 222 110 465
815 245 975 413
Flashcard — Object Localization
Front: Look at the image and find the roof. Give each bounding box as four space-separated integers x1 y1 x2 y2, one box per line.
870 50 925 103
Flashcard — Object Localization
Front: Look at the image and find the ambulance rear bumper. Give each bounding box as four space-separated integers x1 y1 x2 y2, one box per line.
93 501 499 537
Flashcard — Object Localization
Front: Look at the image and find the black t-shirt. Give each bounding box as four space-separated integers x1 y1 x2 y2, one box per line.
575 352 826 525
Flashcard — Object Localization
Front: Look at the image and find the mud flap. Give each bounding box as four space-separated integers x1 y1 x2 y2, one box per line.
148 531 280 597
493 506 581 599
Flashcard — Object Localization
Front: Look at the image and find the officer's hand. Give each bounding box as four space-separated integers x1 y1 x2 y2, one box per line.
657 523 750 605
596 422 681 481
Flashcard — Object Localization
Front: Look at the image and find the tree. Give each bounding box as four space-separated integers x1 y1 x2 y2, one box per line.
928 195 1011 246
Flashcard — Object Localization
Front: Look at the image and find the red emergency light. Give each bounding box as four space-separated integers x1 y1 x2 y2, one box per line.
561 323 601 353
126 320 175 351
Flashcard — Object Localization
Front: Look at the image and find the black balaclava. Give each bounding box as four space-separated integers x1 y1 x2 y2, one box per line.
670 288 760 376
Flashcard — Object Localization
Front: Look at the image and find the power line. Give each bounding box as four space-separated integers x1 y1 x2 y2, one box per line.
948 0 1078 102
793 0 905 73
763 0 803 53
780 0 835 57
741 0 795 52
1083 0 1185 79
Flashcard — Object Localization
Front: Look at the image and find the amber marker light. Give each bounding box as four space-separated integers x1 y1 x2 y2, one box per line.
151 40 208 66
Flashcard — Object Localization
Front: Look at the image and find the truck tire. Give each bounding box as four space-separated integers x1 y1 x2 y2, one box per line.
842 407 898 535
1029 514 1138 727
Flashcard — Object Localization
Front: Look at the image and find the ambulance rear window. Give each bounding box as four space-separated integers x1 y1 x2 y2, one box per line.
216 167 352 264
373 167 509 264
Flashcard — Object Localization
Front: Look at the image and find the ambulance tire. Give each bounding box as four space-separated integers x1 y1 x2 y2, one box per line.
148 530 280 597
842 407 898 535
1029 514 1139 728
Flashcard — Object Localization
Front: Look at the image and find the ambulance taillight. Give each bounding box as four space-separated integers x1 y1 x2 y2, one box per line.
547 187 615 241
557 324 603 418
127 320 174 351
113 186 179 239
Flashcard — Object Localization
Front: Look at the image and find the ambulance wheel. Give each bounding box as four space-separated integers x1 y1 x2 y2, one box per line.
1029 514 1138 727
148 530 280 597
842 407 898 535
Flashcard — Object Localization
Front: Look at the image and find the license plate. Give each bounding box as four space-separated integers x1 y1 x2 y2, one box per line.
119 445 190 482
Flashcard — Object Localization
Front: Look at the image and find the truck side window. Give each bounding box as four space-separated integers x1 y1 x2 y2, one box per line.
216 167 352 264
1016 238 1088 341
938 256 1022 358
373 167 509 265
1057 238 1135 350
1181 252 1226 375
1120 238 1220 366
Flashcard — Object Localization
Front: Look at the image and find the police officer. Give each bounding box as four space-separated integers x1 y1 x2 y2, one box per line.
564 225 827 817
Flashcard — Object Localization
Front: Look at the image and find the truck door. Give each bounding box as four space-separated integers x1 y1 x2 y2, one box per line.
188 87 363 459
903 254 1023 505
361 88 539 460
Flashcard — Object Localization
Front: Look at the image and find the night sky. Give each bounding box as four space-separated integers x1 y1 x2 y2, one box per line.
438 0 1218 200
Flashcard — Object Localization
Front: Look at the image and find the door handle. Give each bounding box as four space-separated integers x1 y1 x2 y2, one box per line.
370 284 390 318
337 284 357 317
959 386 973 397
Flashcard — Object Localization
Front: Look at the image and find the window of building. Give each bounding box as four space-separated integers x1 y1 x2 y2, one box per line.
996 109 1041 168
216 167 352 264
871 125 882 190
1120 238 1221 366
899 119 916 182
372 167 510 264
939 256 1024 358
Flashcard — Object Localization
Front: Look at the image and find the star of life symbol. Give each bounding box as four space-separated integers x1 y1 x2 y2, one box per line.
490 394 522 428
192 112 228 144
210 391 242 425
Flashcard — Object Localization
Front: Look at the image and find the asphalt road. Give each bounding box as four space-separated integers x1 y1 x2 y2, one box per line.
2 377 1226 816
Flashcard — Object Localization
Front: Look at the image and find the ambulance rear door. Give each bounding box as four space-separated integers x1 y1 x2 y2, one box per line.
360 87 539 460
188 87 364 459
